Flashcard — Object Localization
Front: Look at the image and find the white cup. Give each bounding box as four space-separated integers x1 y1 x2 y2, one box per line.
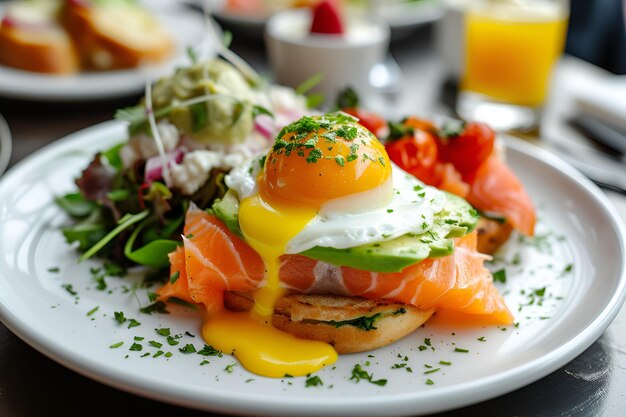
265 8 390 103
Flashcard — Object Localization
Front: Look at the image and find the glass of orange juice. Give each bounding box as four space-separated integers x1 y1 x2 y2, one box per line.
456 0 569 133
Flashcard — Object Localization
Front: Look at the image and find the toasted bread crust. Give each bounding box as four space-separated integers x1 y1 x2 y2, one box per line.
224 291 434 354
476 216 513 255
0 16 79 74
61 1 173 70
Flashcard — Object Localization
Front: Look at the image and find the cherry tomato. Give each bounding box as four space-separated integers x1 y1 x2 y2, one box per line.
436 122 495 179
385 129 440 185
342 107 387 137
402 117 438 134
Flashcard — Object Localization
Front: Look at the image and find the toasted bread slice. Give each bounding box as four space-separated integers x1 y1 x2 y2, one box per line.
476 216 513 255
225 291 434 353
61 0 174 70
0 1 79 74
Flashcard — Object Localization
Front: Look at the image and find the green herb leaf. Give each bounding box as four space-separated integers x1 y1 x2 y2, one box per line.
305 375 323 387
102 143 125 171
155 327 171 337
336 87 359 109
190 103 209 132
55 192 98 218
79 210 150 263
123 217 181 268
252 105 274 118
179 344 197 354
197 344 223 357
127 318 141 328
114 311 127 324
186 45 198 64
349 364 387 386
326 313 381 331
296 73 323 95
140 301 169 315
493 269 507 283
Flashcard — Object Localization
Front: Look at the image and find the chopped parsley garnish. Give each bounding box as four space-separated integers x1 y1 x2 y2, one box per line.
155 327 171 337
439 361 452 366
493 269 507 283
349 364 387 386
129 343 143 351
477 336 486 342
179 344 197 354
197 344 223 357
86 306 99 316
454 347 469 353
140 301 169 315
114 311 127 324
134 336 144 341
109 341 124 349
127 318 141 329
424 368 440 375
166 336 180 346
224 363 238 373
48 267 60 273
62 284 77 296
153 350 165 358
563 263 573 273
305 148 323 164
149 341 163 348
305 375 324 387
169 271 180 284
325 313 381 331
426 379 435 385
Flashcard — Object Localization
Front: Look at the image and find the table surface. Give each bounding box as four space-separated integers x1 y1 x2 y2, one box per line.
1 19 625 417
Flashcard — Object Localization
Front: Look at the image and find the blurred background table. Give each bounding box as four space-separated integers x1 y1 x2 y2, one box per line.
1 11 626 417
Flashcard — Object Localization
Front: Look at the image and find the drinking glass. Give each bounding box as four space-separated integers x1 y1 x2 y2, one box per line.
456 0 569 133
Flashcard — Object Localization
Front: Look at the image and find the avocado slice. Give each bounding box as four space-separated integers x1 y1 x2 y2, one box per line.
300 193 477 272
212 190 478 273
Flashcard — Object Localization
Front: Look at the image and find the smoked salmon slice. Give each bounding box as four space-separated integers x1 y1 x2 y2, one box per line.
467 155 536 236
158 205 513 325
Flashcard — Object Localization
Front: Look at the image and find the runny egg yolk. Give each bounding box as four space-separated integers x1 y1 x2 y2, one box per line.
202 115 392 377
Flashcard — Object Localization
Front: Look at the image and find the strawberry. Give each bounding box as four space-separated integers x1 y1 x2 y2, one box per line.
310 0 344 35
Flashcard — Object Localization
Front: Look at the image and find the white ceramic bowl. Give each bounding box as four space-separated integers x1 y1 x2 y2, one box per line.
265 8 390 103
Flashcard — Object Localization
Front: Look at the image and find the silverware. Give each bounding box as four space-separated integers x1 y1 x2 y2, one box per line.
568 112 626 156
536 139 626 195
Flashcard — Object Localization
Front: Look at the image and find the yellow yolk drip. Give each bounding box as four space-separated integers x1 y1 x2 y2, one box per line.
202 311 336 377
201 191 338 377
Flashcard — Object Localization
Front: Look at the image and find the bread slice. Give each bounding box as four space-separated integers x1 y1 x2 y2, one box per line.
0 1 79 74
61 0 174 71
225 291 434 353
476 216 513 255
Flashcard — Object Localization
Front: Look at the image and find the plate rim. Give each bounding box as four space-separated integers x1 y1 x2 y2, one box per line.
0 120 624 416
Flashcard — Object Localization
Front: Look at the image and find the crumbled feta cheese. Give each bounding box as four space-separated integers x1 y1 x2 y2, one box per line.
170 150 222 195
120 122 180 168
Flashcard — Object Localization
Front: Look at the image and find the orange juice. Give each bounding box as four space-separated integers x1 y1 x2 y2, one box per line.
462 1 568 107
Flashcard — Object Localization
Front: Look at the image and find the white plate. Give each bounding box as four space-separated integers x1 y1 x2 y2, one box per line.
0 120 624 416
0 1 211 102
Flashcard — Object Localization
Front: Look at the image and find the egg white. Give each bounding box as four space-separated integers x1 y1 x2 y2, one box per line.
225 157 446 254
